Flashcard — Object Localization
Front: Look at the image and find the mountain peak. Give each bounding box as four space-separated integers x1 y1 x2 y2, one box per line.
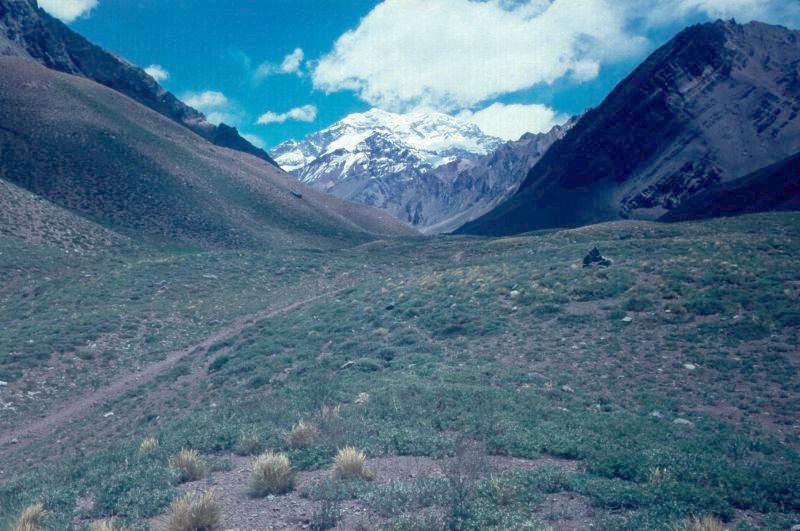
271 109 503 174
460 19 800 235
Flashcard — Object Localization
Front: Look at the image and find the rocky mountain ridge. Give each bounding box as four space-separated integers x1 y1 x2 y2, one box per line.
460 20 800 235
0 0 276 165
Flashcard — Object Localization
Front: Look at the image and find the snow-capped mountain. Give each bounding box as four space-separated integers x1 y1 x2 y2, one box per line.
271 108 504 178
269 108 574 232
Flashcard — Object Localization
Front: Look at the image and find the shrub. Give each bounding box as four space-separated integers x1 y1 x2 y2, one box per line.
169 449 206 483
320 404 342 424
672 516 725 531
285 420 319 448
207 355 230 373
333 447 373 480
648 467 673 485
310 499 340 530
163 491 222 531
486 476 517 507
11 502 46 531
248 451 295 496
139 437 159 454
234 431 262 456
89 519 128 531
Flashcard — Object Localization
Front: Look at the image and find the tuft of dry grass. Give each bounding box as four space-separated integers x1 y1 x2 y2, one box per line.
139 437 159 454
169 448 206 483
89 518 128 531
648 467 673 485
674 516 726 531
284 420 319 448
333 447 373 480
234 431 262 456
248 451 295 496
320 404 342 424
11 502 46 531
163 491 222 531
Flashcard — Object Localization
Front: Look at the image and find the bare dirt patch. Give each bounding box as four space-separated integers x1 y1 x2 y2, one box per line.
154 454 582 530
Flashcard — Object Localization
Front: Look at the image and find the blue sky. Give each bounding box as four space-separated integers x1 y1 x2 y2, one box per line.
44 0 800 148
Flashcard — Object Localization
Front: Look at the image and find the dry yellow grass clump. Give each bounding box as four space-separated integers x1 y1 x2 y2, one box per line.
163 491 222 531
248 451 295 496
333 447 373 480
169 448 206 483
284 420 319 448
235 431 262 456
89 518 128 531
674 516 726 531
648 467 673 485
139 437 159 454
10 502 46 531
320 404 341 423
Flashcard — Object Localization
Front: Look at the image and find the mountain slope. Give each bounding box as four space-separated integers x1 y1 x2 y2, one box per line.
421 118 577 234
0 57 415 249
460 20 800 235
0 0 276 165
662 151 800 221
272 109 574 232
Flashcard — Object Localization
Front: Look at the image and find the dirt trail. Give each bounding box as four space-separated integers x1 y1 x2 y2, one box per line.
0 288 346 453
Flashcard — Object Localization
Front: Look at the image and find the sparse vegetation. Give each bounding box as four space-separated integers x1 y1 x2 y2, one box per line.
139 437 159 454
234 431 262 456
333 447 373 481
320 404 341 424
169 449 206 483
2 214 800 529
89 518 127 531
10 503 46 531
248 451 295 497
284 420 320 448
673 516 726 531
163 491 221 531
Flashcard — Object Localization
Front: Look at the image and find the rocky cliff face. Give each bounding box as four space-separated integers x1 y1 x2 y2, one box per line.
0 0 276 165
661 151 800 221
460 20 800 235
421 118 577 233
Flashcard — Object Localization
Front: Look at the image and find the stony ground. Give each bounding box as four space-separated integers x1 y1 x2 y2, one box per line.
1 213 799 530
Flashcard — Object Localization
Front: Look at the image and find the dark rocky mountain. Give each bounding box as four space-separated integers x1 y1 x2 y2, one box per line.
460 20 800 235
0 57 415 249
0 0 276 165
422 118 577 233
662 151 800 221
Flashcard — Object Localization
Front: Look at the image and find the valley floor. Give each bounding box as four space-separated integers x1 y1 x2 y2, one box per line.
1 213 799 530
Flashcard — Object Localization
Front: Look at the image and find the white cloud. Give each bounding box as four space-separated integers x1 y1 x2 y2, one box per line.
279 48 305 74
617 0 800 29
184 91 229 109
256 105 318 125
255 48 306 79
242 134 266 149
312 0 644 112
204 112 241 126
457 103 566 140
144 65 169 82
39 0 97 22
182 91 246 126
642 0 780 23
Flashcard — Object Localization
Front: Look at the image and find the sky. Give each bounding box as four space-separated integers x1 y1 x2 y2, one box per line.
42 0 800 148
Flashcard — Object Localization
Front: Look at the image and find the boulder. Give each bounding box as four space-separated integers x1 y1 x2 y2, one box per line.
583 247 611 267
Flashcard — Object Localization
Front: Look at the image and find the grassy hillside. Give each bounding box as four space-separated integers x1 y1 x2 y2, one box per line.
0 57 415 250
1 213 798 530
